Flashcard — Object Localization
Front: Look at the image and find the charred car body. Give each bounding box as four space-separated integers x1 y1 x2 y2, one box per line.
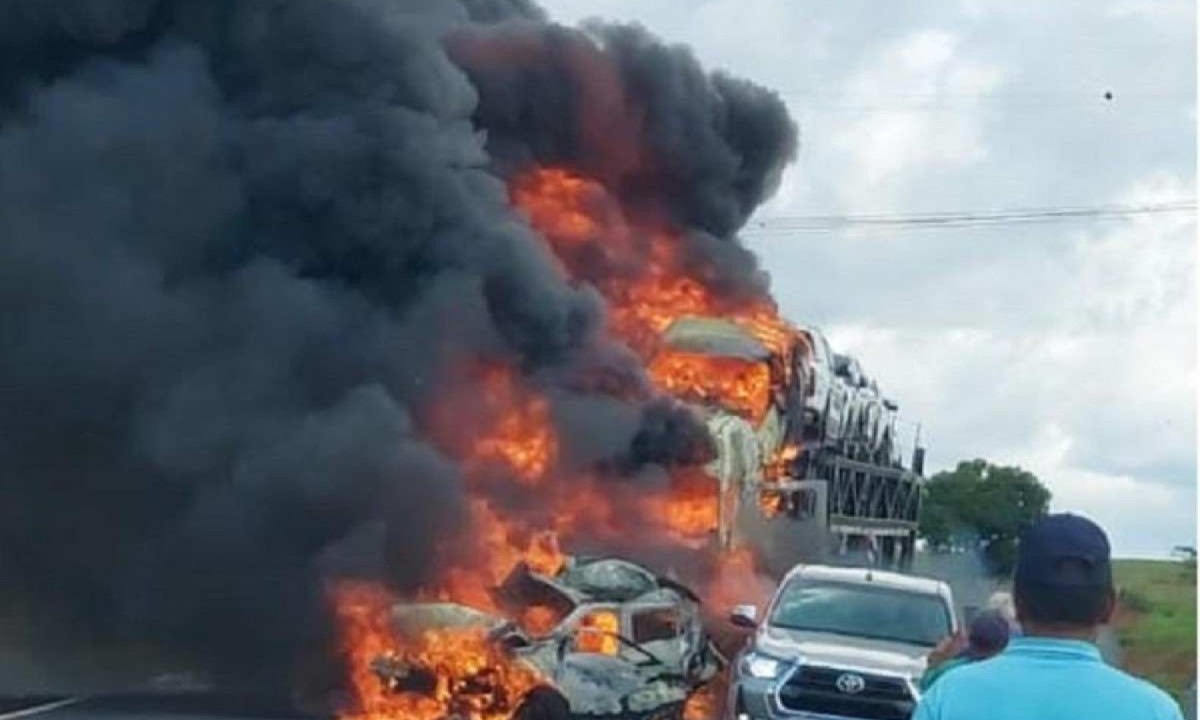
370 556 722 720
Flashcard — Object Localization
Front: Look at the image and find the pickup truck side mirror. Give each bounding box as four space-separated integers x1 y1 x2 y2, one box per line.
729 604 759 629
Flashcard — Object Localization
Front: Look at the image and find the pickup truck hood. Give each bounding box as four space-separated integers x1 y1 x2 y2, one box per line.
756 626 929 677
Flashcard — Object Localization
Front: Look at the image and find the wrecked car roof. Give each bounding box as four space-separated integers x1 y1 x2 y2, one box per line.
389 557 700 636
555 557 662 602
660 316 771 361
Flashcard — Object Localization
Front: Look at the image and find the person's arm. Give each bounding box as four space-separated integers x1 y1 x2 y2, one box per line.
926 630 966 670
921 631 966 691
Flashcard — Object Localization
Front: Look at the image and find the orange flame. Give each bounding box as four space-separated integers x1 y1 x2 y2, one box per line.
333 166 804 720
512 167 796 410
518 605 563 637
637 468 720 540
649 351 772 423
512 168 792 356
684 684 719 720
331 582 544 720
575 609 620 656
512 165 802 554
432 499 567 614
758 491 785 519
765 443 801 479
469 366 559 485
417 363 574 612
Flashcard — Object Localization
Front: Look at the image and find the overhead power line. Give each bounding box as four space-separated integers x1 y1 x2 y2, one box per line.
744 200 1196 235
774 89 1191 114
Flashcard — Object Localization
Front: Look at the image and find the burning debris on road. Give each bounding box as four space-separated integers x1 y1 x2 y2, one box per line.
0 0 794 714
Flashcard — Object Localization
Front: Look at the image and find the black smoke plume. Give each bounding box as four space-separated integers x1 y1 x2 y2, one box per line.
0 0 795 694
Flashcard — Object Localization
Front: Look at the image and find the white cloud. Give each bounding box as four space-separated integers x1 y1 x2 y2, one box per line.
1106 0 1195 26
829 30 1004 205
1002 422 1194 559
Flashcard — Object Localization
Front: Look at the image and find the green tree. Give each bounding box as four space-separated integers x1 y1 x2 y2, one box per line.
919 459 1051 576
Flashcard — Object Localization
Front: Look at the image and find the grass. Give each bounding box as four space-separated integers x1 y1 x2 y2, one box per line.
1112 559 1197 705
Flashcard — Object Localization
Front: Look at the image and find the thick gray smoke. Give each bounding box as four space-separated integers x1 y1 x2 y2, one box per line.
0 0 796 694
447 19 797 301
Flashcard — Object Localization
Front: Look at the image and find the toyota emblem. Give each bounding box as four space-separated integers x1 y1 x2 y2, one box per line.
835 672 866 695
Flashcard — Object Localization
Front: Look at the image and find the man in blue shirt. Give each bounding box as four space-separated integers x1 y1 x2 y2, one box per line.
914 513 1183 720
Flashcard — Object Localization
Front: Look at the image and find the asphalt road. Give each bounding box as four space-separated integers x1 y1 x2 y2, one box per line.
0 696 320 720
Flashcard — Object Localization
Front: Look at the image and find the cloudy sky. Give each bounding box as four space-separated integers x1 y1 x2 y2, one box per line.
538 0 1197 557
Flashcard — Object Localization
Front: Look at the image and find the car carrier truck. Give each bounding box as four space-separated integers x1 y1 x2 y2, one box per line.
654 316 925 576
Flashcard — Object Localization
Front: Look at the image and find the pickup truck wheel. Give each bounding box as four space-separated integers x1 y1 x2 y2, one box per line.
512 686 571 720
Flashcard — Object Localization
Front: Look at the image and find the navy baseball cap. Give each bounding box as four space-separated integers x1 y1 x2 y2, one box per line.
1014 513 1112 589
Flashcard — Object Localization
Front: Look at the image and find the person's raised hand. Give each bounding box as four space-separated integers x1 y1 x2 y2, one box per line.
927 630 967 669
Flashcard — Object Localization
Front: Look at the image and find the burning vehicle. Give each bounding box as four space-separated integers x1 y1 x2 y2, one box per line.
648 317 805 547
649 315 924 574
343 556 722 720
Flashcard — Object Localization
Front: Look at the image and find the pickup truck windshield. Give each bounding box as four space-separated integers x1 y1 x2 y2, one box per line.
768 579 951 647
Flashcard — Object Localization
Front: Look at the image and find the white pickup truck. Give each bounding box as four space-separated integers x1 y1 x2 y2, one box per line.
726 564 958 720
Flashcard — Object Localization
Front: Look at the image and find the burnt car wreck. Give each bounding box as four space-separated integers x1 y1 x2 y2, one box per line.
369 557 722 720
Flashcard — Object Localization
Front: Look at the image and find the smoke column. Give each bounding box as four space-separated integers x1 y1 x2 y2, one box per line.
0 0 795 692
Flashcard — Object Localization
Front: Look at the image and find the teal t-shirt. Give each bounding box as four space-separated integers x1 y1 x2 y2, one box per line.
919 655 971 692
914 637 1182 720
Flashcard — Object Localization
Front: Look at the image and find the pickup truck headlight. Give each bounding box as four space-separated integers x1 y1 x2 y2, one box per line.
740 651 786 680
